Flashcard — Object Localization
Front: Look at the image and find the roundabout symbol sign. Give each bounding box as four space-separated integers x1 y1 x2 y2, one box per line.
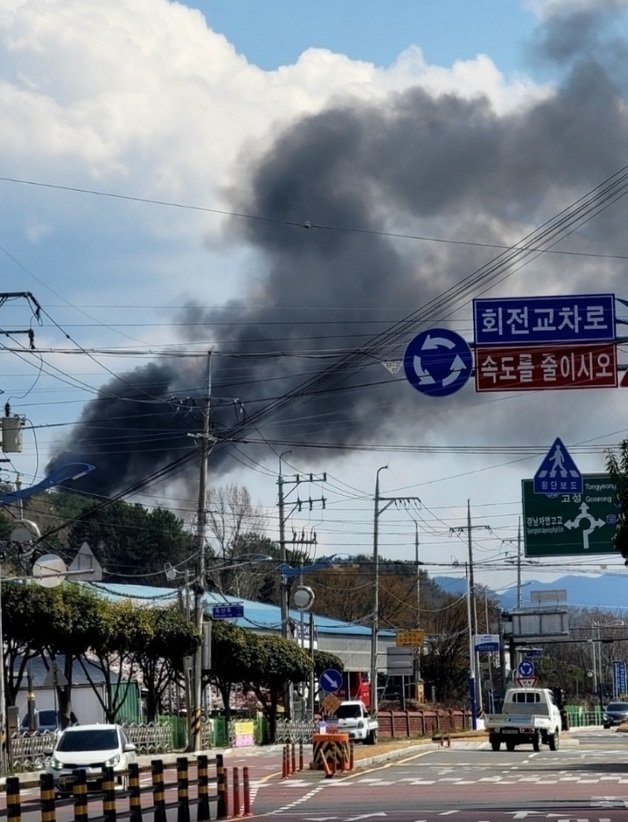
403 328 472 397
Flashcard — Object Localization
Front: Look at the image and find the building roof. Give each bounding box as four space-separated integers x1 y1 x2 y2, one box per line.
84 581 385 638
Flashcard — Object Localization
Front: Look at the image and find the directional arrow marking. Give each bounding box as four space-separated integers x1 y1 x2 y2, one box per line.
442 353 469 386
422 333 455 350
412 356 436 384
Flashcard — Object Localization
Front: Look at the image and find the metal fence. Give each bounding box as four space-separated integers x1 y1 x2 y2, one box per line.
7 722 175 773
275 718 318 743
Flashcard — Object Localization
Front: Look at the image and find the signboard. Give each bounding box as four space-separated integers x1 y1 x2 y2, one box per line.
211 604 244 619
319 668 343 692
613 660 627 698
473 294 615 346
522 473 618 557
322 693 343 715
533 437 582 495
396 629 425 647
509 608 569 641
474 342 617 392
516 677 537 688
403 328 472 397
474 633 500 653
386 647 414 677
522 648 544 658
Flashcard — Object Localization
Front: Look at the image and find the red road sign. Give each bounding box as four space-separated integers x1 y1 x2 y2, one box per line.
475 342 617 391
516 677 537 687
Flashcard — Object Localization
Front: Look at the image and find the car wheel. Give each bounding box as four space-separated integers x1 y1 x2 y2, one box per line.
532 731 540 752
548 731 559 751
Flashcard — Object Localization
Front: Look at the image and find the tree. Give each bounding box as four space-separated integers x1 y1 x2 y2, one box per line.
312 650 344 676
66 500 196 584
606 442 628 562
136 606 199 721
206 485 266 562
208 620 256 725
77 598 154 722
242 634 312 741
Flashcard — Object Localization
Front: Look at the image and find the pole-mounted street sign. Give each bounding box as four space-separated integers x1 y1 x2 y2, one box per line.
473 294 616 346
522 473 618 557
403 328 472 397
533 437 582 495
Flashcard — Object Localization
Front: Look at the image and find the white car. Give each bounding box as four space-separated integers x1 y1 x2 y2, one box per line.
46 724 137 794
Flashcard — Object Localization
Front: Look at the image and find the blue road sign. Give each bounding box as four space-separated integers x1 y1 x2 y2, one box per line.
319 668 343 692
474 634 500 653
473 293 615 346
518 660 535 678
534 437 582 495
523 648 544 658
211 604 244 620
403 328 472 397
613 660 626 697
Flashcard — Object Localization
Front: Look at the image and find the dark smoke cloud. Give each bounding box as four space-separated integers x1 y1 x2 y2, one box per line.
48 3 628 497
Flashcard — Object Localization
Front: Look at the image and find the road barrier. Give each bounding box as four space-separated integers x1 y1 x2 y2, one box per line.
311 732 351 777
1 756 222 822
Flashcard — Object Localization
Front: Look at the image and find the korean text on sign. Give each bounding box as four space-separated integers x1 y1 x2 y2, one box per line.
473 294 615 346
474 342 617 391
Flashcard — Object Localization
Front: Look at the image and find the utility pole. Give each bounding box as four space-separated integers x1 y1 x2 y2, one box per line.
450 500 490 727
189 352 213 752
277 462 326 718
370 466 420 716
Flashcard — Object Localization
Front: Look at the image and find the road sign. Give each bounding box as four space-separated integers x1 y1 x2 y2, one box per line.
319 668 343 692
211 604 244 619
516 677 537 688
396 629 425 647
403 328 472 397
534 437 582 495
474 342 617 392
518 660 535 678
386 646 414 676
474 634 500 653
613 660 627 698
522 648 544 658
522 473 618 557
473 293 615 346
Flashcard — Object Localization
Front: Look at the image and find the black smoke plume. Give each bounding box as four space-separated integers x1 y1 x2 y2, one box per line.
47 3 628 497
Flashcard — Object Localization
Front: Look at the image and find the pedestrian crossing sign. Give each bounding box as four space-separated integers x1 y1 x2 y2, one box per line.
533 437 582 495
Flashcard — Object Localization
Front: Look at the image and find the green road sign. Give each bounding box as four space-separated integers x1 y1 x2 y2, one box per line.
522 473 619 557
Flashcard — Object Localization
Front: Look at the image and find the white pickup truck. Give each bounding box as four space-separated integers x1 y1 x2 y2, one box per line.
485 687 562 752
334 700 378 744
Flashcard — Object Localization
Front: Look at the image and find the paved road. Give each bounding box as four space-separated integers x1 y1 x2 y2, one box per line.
248 727 628 820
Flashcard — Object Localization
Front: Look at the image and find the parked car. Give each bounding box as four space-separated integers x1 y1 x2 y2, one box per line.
603 702 628 728
20 708 60 734
46 724 137 794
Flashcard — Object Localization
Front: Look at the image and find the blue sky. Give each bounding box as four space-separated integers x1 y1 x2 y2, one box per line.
183 1 537 74
1 0 628 597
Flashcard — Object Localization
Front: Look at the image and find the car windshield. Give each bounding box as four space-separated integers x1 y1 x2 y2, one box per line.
336 704 362 718
56 729 118 752
606 703 628 712
21 709 57 728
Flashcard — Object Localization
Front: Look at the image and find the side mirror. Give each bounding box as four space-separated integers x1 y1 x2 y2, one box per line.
124 743 136 753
